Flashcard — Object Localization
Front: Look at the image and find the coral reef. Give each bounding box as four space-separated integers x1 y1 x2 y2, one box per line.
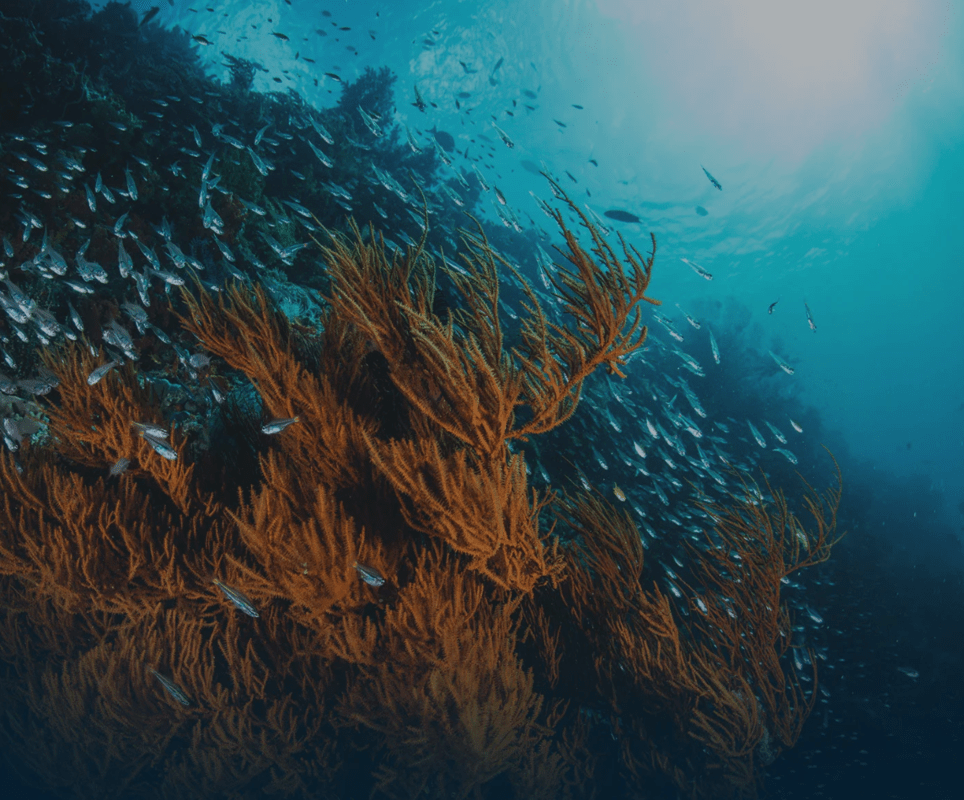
0 190 841 798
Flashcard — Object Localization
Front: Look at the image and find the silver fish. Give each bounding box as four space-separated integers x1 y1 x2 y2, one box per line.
306 140 331 168
246 146 271 176
768 350 795 375
773 448 798 465
109 457 131 476
143 433 177 460
680 257 713 281
261 416 299 435
149 668 191 706
117 241 133 279
708 328 721 364
125 167 137 201
492 123 514 148
213 578 259 617
354 562 385 587
132 421 168 439
87 360 119 385
747 420 767 448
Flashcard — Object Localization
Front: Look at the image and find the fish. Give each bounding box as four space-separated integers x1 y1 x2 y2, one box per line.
151 268 185 286
354 562 385 587
246 147 272 176
613 484 627 502
763 420 787 444
131 420 167 440
117 241 133 278
261 416 299 435
412 85 426 112
192 34 213 45
695 206 708 216
143 433 177 460
213 578 259 617
708 329 720 365
357 106 382 137
124 168 137 201
109 457 130 476
139 6 161 27
87 360 119 386
701 165 722 190
603 209 640 223
113 210 130 237
805 302 817 331
680 257 713 280
428 126 455 152
149 668 191 706
768 299 779 314
747 420 767 448
768 350 795 375
492 123 514 149
271 32 290 41
790 419 804 433
773 448 798 465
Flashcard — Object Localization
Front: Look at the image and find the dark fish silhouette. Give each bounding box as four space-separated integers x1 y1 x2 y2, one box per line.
701 165 722 190
695 206 708 216
429 127 455 152
140 6 161 27
412 85 426 112
603 209 640 223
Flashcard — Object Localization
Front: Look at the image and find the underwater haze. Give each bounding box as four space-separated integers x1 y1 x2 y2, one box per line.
1 0 963 798
161 0 964 525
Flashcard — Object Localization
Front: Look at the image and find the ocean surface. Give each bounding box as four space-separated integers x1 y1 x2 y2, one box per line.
0 1 961 798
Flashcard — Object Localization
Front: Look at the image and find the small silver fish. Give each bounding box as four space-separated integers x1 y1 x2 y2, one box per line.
680 257 713 281
708 328 721 365
109 457 131 476
747 420 767 449
763 420 787 444
125 167 137 201
149 668 191 706
132 421 168 439
768 350 795 375
261 416 299 435
773 448 798 465
87 360 119 385
143 434 177 460
213 578 259 617
354 562 385 587
492 123 514 148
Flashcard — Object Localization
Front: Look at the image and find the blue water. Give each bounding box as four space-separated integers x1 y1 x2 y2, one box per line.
2 1 961 798
139 0 964 525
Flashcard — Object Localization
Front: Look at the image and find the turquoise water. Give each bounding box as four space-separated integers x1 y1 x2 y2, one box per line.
2 1 961 798
144 0 964 526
